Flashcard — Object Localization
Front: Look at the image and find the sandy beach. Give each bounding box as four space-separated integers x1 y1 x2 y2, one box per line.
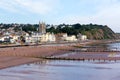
0 44 76 69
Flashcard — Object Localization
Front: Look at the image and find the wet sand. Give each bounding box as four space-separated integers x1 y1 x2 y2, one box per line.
0 56 40 69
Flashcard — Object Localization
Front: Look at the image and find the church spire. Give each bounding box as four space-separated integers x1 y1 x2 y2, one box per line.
39 21 46 34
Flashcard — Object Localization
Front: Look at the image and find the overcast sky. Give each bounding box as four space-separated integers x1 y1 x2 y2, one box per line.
0 0 120 32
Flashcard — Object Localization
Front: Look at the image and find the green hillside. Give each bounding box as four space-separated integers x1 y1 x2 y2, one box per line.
47 23 117 40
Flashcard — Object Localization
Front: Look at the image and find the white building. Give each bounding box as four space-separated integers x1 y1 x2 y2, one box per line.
62 33 77 41
25 33 41 43
48 33 56 42
77 33 87 41
41 33 56 42
0 35 11 42
0 37 5 42
10 35 20 43
25 33 56 43
65 35 77 41
81 35 87 40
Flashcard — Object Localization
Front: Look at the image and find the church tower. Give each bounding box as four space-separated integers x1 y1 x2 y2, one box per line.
39 21 46 34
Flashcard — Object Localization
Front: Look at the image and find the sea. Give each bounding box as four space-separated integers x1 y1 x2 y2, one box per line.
0 42 120 80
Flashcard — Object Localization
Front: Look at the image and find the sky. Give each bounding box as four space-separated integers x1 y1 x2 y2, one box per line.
0 0 120 32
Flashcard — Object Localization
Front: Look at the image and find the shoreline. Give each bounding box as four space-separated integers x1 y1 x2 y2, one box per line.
0 39 120 48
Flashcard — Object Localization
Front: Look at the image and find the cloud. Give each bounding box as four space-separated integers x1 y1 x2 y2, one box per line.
0 0 19 13
0 0 59 15
57 0 120 32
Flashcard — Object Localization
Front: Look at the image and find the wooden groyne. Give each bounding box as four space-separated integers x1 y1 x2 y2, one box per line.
44 56 120 62
42 50 120 62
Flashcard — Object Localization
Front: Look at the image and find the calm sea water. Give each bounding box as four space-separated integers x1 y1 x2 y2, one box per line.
91 42 120 50
0 42 120 80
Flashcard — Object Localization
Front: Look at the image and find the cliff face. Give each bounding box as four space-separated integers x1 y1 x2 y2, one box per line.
82 26 117 40
71 24 117 40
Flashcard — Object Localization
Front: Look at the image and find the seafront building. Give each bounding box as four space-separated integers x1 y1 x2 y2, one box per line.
55 33 77 42
77 33 87 41
61 33 77 41
40 33 56 42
